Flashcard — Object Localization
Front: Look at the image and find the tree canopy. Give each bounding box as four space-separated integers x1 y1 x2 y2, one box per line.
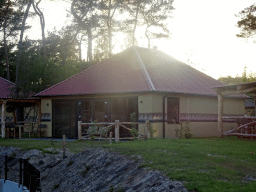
236 4 256 38
0 0 174 97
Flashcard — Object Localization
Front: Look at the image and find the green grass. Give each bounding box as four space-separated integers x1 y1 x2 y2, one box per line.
0 137 256 191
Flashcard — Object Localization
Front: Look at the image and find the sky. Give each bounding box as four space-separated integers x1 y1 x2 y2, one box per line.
26 0 256 80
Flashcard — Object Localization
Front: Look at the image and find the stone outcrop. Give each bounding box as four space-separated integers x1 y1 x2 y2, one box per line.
0 146 188 192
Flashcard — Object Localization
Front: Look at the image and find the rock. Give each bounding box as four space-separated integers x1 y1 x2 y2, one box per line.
0 146 189 192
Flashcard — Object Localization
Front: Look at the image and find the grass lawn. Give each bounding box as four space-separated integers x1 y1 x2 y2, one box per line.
0 136 256 192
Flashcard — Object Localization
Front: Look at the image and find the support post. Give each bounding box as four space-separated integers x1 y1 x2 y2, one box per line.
1 100 6 138
38 101 41 123
146 120 150 139
19 125 22 139
78 121 82 140
217 94 223 137
254 93 256 117
109 132 113 144
115 120 120 142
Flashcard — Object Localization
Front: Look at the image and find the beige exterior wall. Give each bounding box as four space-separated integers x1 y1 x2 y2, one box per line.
138 95 153 113
164 122 237 139
178 95 244 115
223 98 245 115
179 95 218 114
138 94 164 137
162 94 245 138
41 99 52 137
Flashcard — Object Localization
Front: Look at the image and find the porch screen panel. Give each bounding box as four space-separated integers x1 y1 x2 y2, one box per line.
52 100 77 138
111 97 138 137
111 97 138 122
112 98 129 122
94 100 107 122
81 101 92 123
167 97 179 124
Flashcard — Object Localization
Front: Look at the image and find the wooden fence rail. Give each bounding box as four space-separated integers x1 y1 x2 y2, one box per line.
78 120 151 142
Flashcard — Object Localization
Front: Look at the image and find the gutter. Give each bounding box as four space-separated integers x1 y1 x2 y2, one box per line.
162 94 168 139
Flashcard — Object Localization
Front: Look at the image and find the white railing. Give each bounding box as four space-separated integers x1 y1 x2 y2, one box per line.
78 120 151 142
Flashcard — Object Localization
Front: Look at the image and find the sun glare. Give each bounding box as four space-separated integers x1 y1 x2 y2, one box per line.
25 0 256 80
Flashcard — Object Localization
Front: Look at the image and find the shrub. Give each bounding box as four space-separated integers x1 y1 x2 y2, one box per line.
109 186 114 192
129 112 138 139
175 121 192 139
147 121 156 139
88 121 99 146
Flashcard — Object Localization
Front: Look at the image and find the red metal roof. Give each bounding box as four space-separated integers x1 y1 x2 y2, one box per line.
36 46 245 98
0 77 14 98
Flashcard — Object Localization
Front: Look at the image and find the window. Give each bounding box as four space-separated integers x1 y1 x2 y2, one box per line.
167 97 179 124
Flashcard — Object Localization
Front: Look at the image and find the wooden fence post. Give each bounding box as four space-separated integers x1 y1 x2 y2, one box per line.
78 121 82 140
19 125 22 139
115 120 120 142
146 120 150 139
109 132 113 144
63 134 66 159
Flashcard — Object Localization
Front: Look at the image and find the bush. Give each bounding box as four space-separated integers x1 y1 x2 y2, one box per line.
129 112 138 139
175 121 192 139
88 121 99 146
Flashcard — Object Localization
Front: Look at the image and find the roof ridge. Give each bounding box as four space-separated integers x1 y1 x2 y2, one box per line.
133 47 156 91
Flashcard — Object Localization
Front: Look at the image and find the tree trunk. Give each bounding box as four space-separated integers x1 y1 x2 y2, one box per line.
3 0 11 81
79 36 83 70
32 0 46 57
107 1 117 57
87 24 92 62
107 0 112 57
4 17 10 81
132 1 139 46
145 26 150 49
15 0 33 97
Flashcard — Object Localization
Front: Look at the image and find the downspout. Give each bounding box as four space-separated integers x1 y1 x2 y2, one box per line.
163 94 168 139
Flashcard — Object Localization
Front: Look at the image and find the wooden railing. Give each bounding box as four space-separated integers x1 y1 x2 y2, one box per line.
78 120 151 142
224 120 256 139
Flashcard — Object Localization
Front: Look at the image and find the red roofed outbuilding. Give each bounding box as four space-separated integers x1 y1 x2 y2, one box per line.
0 77 13 99
0 78 40 138
36 46 247 139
